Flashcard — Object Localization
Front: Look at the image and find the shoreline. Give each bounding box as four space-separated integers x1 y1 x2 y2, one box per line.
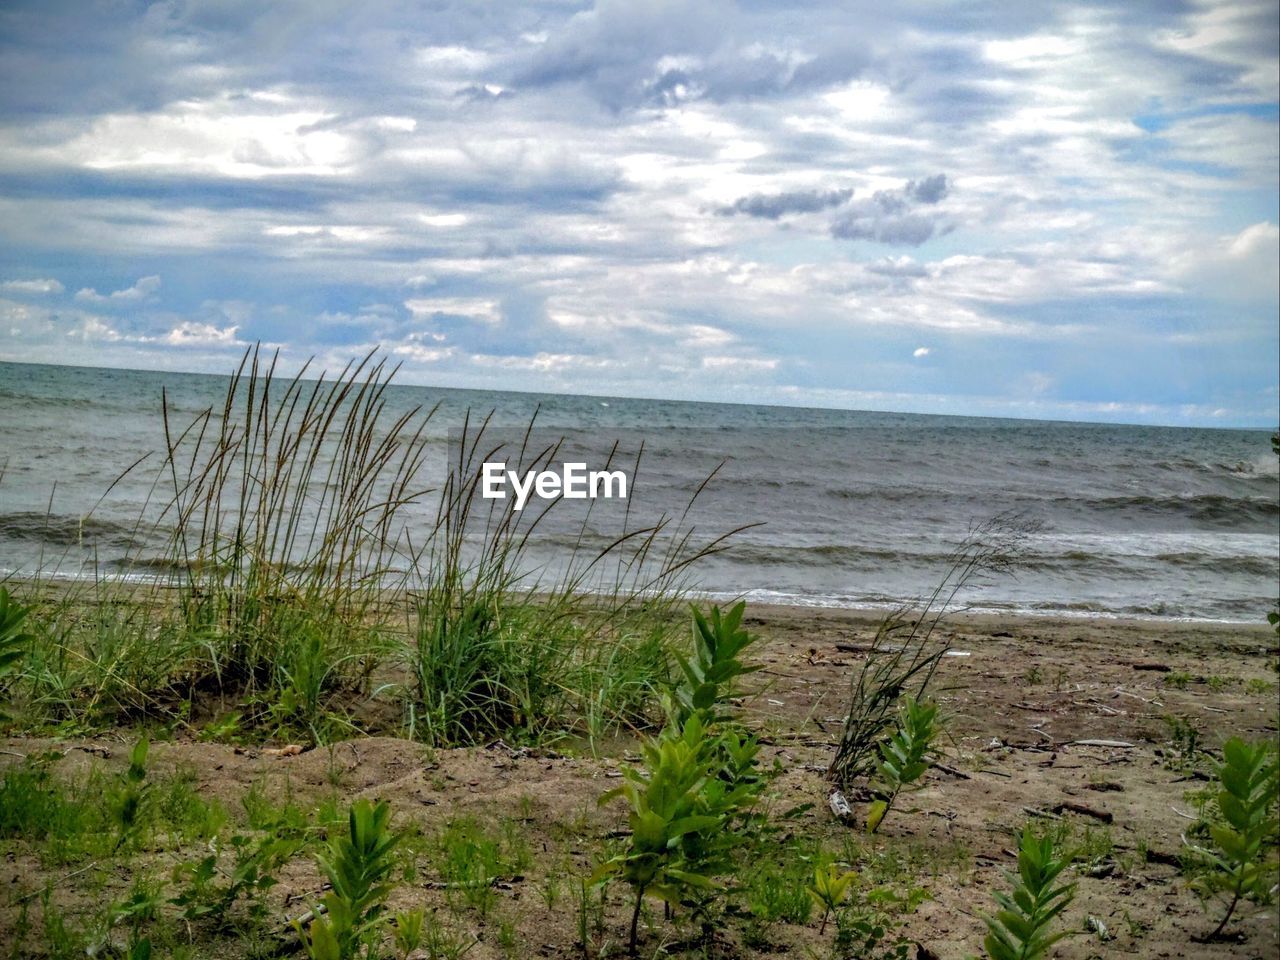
6 569 1274 631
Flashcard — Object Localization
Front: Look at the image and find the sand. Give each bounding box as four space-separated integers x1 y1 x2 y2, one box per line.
2 605 1277 958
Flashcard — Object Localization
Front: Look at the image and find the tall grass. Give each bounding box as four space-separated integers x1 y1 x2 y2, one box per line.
8 346 744 746
828 514 1034 787
406 413 749 746
157 347 432 691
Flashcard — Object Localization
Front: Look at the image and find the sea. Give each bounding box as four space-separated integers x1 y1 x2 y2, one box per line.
1 360 1277 624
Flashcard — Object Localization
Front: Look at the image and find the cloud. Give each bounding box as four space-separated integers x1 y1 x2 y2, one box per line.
906 174 948 205
0 0 1273 424
75 275 162 303
1 278 63 294
913 346 929 358
828 175 952 246
162 321 243 346
404 297 502 324
718 187 853 219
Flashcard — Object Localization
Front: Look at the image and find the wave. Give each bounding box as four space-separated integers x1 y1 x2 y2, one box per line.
0 511 152 549
1053 493 1278 526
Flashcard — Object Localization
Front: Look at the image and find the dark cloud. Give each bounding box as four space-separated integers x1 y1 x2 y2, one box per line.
719 187 852 219
831 213 936 245
906 174 948 204
828 174 951 245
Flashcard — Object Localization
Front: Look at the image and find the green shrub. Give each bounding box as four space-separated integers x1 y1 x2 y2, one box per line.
597 603 772 952
296 799 401 960
980 827 1076 960
1184 736 1279 940
0 585 33 721
867 697 938 833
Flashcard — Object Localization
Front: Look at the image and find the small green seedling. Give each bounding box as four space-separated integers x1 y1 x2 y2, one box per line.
981 826 1076 960
596 715 723 954
392 907 426 959
808 862 857 934
0 586 33 720
297 798 401 959
867 697 938 833
1185 736 1279 940
112 738 150 851
675 601 760 725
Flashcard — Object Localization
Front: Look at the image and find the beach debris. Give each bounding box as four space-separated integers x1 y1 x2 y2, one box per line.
827 789 855 824
1070 739 1133 748
943 650 971 657
1051 801 1113 823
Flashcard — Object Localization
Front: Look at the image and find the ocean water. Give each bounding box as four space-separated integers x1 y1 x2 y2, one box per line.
0 360 1276 623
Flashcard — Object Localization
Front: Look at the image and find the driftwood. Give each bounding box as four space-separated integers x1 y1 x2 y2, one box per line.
1131 662 1171 672
1070 739 1134 748
1144 848 1183 867
1051 801 1113 823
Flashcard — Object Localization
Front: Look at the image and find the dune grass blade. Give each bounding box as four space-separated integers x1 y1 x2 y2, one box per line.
829 514 1034 787
407 416 750 747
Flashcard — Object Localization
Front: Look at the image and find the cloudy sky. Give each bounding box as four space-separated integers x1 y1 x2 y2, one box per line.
0 1 1276 425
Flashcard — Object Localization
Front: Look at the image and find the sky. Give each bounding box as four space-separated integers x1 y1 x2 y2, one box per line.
0 1 1277 426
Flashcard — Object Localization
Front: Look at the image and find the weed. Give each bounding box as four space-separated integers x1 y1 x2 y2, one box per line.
172 829 302 931
433 817 525 915
1183 736 1279 940
1023 666 1042 686
1162 671 1192 690
1162 714 1202 771
597 713 724 952
867 697 939 833
808 861 856 934
298 799 401 959
0 586 33 720
830 516 1032 786
110 737 150 852
981 826 1076 960
392 907 425 959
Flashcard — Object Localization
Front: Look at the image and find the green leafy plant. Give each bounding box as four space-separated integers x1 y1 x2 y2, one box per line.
392 907 425 960
0 586 33 720
296 799 400 959
1184 736 1279 940
831 516 1031 786
674 601 759 725
808 861 857 934
867 697 938 833
111 738 151 852
1162 714 1202 771
172 830 302 930
596 714 723 953
980 827 1076 960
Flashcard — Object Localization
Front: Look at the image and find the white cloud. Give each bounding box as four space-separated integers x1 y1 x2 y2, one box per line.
912 346 929 358
1 278 63 295
75 275 161 303
162 321 242 346
404 297 502 324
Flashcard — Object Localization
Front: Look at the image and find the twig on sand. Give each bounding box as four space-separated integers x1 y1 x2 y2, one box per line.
1051 801 1113 823
8 862 99 906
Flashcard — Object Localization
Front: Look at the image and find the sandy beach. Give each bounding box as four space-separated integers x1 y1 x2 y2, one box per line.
2 601 1275 958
